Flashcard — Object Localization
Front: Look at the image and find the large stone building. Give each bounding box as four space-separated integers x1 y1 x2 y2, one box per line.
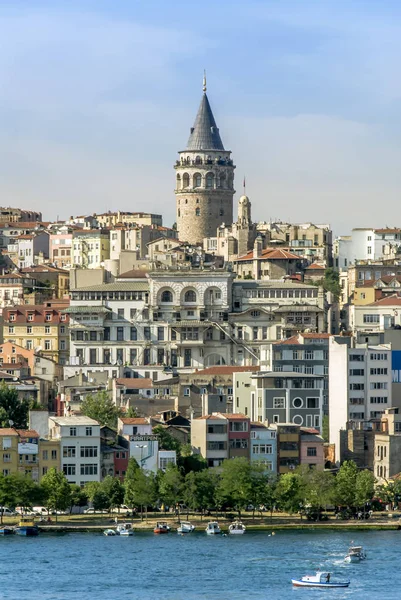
175 76 235 244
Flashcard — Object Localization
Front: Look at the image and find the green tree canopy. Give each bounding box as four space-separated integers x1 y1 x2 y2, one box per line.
80 390 120 428
0 383 34 428
275 472 304 513
41 469 72 520
124 466 157 520
300 467 335 509
334 460 359 507
355 470 375 513
153 425 182 454
216 457 252 516
158 463 184 508
101 476 125 510
183 469 218 516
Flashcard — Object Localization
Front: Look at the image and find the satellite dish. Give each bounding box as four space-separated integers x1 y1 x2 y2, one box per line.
8 420 14 427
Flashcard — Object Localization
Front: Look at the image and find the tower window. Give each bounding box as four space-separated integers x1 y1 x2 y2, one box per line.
195 156 202 165
195 208 200 216
206 173 214 189
183 173 190 187
219 209 224 216
194 173 202 188
185 199 188 204
178 210 180 217
196 198 200 204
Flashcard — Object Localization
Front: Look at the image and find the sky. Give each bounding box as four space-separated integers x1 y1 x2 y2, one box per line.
1 0 401 234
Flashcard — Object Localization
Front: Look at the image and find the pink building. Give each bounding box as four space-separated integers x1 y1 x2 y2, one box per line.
49 227 73 268
300 428 325 470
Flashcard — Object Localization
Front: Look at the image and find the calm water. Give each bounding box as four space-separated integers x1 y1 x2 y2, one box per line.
1 529 400 599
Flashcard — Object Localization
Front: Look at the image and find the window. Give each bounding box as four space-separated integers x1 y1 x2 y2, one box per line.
350 383 364 390
370 397 388 404
26 340 33 350
349 369 364 376
363 314 380 323
207 441 226 451
27 313 34 321
45 325 51 334
250 310 260 318
252 444 272 454
306 397 319 408
184 387 190 396
42 467 48 475
349 354 364 362
117 327 124 341
184 290 196 303
86 427 93 436
2 453 11 462
80 464 98 475
63 446 76 458
130 327 137 341
307 447 317 457
63 464 76 476
42 450 48 460
370 353 388 361
44 340 51 351
230 421 248 432
161 290 173 303
273 397 285 409
184 348 192 367
194 173 202 187
51 450 57 460
45 313 52 321
229 439 248 449
206 173 214 188
370 368 388 375
8 326 14 334
292 397 303 408
69 427 77 437
157 327 164 341
144 326 151 341
117 308 124 320
370 382 388 390
27 326 32 334
81 446 98 458
195 208 200 217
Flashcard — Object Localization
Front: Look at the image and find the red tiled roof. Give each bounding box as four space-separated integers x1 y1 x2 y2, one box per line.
0 428 19 436
219 413 249 420
367 294 401 306
194 415 225 420
116 378 153 389
274 335 300 345
17 429 39 438
306 263 325 270
302 333 332 339
374 228 401 234
236 248 300 261
194 366 260 375
120 417 149 425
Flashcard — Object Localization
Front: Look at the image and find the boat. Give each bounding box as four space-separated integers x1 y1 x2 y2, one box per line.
344 545 366 563
154 522 170 534
103 529 117 536
292 572 350 588
0 526 14 535
228 521 246 535
14 518 39 537
205 521 221 535
177 521 195 534
116 523 134 536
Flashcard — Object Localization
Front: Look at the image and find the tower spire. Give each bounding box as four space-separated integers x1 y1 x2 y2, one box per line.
203 70 207 93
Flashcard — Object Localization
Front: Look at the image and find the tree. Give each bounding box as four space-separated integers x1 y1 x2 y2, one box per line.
275 472 304 514
125 407 138 419
183 469 218 519
216 458 252 517
10 473 42 511
322 415 329 444
355 470 375 516
313 268 341 300
153 425 182 454
0 474 17 523
69 484 88 514
0 383 33 428
248 464 277 519
41 469 72 521
81 391 120 428
101 476 124 511
179 446 207 475
124 466 157 520
334 460 359 508
301 467 335 510
158 463 184 511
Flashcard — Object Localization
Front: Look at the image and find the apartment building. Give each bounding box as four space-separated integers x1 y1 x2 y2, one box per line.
16 231 50 268
274 423 301 474
0 427 59 481
49 225 74 269
48 415 101 486
3 301 70 364
72 229 110 269
350 295 401 333
374 408 401 483
329 338 392 462
117 417 176 472
335 228 401 269
300 428 325 470
95 212 163 228
250 422 277 473
191 413 250 467
0 273 36 309
21 265 70 298
233 240 303 281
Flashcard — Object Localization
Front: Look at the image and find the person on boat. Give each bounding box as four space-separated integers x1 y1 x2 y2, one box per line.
326 574 330 583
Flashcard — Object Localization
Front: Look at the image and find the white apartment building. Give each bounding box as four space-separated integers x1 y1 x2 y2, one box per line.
350 295 401 333
117 418 176 472
48 416 101 486
335 228 401 271
329 338 392 462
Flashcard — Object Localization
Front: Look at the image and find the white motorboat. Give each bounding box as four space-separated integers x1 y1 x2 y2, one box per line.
116 523 134 536
228 521 246 535
344 545 366 563
177 521 195 534
292 572 350 588
103 529 117 536
205 521 221 535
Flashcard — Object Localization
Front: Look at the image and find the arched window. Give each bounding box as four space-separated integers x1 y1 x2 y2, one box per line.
194 173 202 188
206 173 214 189
161 290 173 303
195 208 200 216
183 173 190 187
219 172 226 188
195 156 202 165
176 174 181 189
178 209 180 217
184 290 197 303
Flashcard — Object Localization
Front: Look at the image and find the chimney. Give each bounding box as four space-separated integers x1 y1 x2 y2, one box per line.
254 235 263 258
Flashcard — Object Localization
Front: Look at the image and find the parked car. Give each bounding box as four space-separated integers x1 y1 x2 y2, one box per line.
111 505 131 515
15 507 36 516
83 508 109 514
0 507 16 516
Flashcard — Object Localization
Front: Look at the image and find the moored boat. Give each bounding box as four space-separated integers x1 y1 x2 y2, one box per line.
177 521 195 534
103 529 117 536
292 572 350 588
205 521 221 535
14 518 39 537
228 521 246 535
344 545 366 563
116 523 134 536
0 526 14 535
154 521 170 534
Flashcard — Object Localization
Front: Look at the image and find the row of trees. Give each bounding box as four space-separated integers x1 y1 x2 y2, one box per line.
1 459 396 524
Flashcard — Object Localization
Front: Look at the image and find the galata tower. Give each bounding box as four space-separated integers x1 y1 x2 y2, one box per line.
175 74 235 244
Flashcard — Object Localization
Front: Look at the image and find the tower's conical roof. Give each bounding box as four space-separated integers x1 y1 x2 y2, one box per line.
186 93 225 151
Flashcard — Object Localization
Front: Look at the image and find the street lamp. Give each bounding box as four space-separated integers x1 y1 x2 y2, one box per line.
135 444 147 469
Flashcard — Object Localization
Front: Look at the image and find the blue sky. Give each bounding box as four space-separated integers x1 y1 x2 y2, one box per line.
1 0 401 233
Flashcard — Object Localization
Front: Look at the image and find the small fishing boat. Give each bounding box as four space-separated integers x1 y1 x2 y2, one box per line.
0 526 14 535
14 518 39 537
177 521 195 534
103 529 117 536
344 545 366 563
205 521 221 535
154 522 170 534
116 523 134 536
292 572 350 588
228 521 246 535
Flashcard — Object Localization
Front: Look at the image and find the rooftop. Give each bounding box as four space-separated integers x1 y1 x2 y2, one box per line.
195 366 260 376
236 248 301 262
119 418 150 425
50 416 99 426
367 294 401 307
116 378 153 389
186 92 225 151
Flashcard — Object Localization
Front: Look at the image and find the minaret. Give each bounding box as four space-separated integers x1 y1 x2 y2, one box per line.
175 74 235 244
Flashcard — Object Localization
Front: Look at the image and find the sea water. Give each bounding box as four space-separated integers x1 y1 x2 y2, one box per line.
0 529 399 600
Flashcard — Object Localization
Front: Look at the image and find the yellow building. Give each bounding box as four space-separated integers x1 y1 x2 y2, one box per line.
72 229 110 269
95 211 162 228
0 429 19 477
3 301 70 365
39 438 61 479
353 285 377 305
